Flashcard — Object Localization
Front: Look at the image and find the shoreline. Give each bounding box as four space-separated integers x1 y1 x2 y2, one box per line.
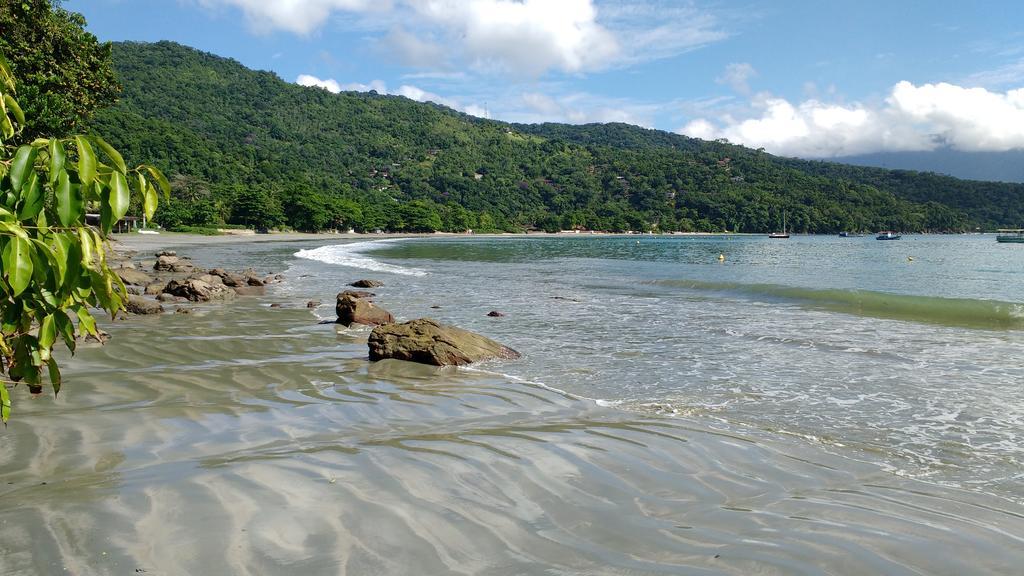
110 229 776 253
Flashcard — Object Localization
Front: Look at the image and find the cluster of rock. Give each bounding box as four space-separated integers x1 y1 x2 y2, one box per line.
112 250 284 315
335 280 520 367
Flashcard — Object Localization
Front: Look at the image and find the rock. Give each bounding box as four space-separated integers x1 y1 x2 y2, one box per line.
118 261 137 270
337 290 375 300
209 268 246 287
156 293 183 303
174 307 194 315
124 295 164 315
232 285 265 296
430 305 442 309
153 255 179 271
189 273 224 286
368 319 521 366
126 285 143 296
336 293 394 327
349 279 384 288
144 282 166 295
486 310 505 317
155 250 177 257
164 279 236 302
269 303 283 308
306 300 321 308
116 268 154 286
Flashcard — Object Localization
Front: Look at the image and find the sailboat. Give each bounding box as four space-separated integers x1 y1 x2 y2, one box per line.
769 210 790 238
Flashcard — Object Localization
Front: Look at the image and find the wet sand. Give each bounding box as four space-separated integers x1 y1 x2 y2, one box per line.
1 237 1023 575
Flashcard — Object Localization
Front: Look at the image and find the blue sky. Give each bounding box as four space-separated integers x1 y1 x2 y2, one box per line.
68 0 1024 158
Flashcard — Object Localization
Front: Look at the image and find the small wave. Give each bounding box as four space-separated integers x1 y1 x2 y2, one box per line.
295 239 426 276
654 279 1024 330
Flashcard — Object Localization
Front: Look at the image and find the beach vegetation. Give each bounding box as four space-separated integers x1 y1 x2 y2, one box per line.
0 50 165 422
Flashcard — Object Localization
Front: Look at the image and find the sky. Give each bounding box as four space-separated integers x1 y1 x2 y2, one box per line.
67 0 1024 159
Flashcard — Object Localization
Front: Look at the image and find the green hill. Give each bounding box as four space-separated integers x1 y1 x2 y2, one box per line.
89 41 1021 233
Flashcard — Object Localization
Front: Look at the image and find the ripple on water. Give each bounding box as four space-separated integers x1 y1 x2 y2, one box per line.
1 300 1023 575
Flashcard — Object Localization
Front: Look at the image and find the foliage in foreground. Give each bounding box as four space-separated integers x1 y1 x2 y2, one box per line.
0 52 165 422
0 0 120 142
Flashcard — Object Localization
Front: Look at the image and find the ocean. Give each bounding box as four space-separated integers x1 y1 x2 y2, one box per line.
2 233 1023 574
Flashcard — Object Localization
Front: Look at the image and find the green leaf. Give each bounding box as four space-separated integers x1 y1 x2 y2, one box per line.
0 383 10 424
38 314 56 350
76 307 98 338
55 170 83 226
144 184 158 221
2 235 33 296
47 358 62 396
78 227 94 270
74 135 96 188
1 114 13 141
4 94 24 125
93 136 126 174
46 354 62 393
55 312 76 353
0 220 29 239
144 166 171 199
17 173 42 221
9 145 36 193
48 139 66 184
109 171 130 222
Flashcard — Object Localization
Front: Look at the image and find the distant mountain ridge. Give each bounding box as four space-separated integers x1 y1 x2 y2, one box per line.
87 41 1024 233
832 150 1024 184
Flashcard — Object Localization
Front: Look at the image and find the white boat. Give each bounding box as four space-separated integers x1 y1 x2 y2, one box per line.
769 210 789 239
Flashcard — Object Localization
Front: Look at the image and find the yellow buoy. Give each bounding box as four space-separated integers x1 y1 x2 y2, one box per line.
718 253 725 261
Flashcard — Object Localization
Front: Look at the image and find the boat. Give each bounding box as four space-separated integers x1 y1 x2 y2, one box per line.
769 210 790 239
839 232 863 237
876 231 901 240
996 229 1024 243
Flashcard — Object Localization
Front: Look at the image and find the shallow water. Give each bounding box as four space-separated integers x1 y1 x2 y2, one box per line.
2 234 1023 574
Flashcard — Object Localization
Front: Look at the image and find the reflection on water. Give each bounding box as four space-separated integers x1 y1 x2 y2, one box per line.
2 297 1023 575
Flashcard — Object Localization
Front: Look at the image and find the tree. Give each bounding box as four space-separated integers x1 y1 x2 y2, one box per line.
227 185 284 230
0 52 165 422
0 0 120 141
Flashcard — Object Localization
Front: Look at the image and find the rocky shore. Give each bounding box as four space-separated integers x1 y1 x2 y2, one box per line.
110 245 520 367
111 249 285 316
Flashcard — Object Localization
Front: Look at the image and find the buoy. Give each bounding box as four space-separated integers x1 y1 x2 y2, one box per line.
718 253 725 261
907 256 914 262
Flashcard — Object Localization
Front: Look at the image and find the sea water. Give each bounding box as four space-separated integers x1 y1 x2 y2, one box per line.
1 233 1022 575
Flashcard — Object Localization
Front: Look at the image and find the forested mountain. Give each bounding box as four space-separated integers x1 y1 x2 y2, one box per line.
89 41 1022 233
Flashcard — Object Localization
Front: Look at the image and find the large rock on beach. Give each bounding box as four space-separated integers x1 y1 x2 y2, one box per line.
124 295 164 315
116 268 154 286
154 255 195 273
336 293 394 327
338 290 376 300
164 279 236 302
368 318 521 366
349 279 384 288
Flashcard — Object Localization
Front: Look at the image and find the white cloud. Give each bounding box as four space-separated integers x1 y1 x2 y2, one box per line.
200 0 727 76
294 74 488 117
197 0 386 35
515 91 656 126
406 0 619 76
680 81 1024 157
716 63 756 95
